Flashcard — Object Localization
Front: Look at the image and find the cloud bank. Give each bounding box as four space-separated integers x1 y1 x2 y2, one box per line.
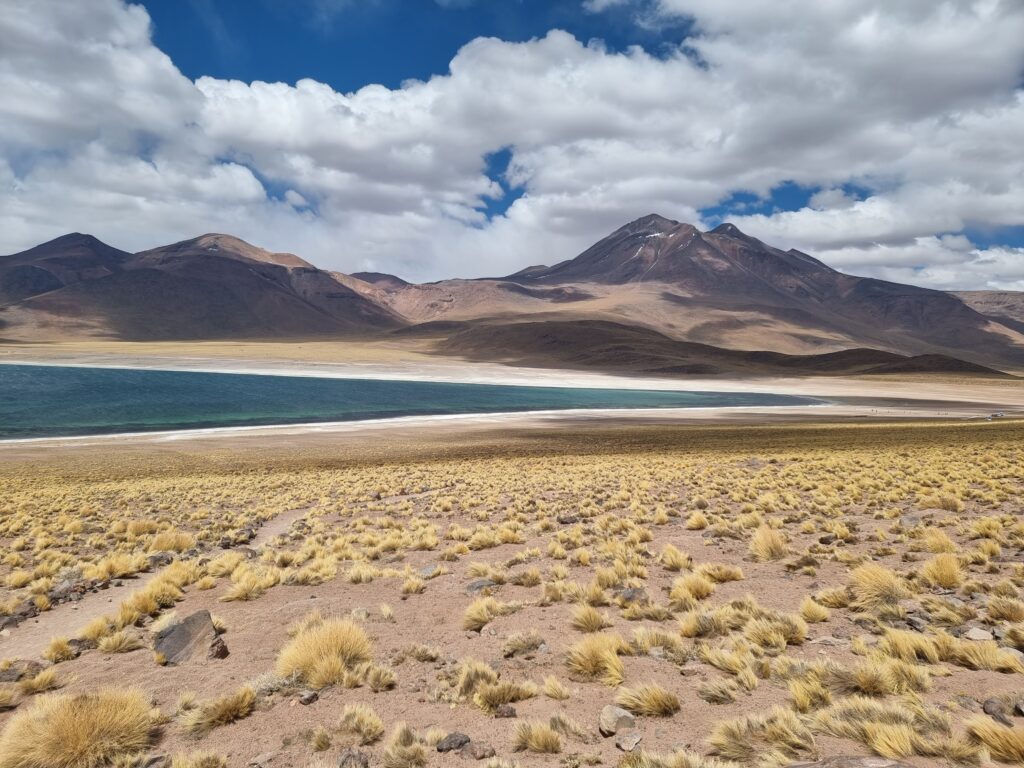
1 0 1023 287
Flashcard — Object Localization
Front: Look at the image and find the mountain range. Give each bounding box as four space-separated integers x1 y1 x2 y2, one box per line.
2 215 1023 376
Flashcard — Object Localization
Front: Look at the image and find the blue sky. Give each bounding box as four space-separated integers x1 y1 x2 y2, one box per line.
1 0 1023 288
146 0 691 92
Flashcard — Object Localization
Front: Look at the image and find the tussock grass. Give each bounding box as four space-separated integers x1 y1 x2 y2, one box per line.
0 689 154 768
709 706 814 764
615 683 681 716
513 721 562 753
170 753 228 768
571 604 612 632
565 632 631 686
849 563 910 608
275 616 373 688
542 675 570 700
920 553 963 588
473 680 538 713
456 658 498 696
463 597 518 631
966 715 1024 762
799 596 829 623
182 686 256 735
339 703 385 744
748 524 788 562
382 723 427 768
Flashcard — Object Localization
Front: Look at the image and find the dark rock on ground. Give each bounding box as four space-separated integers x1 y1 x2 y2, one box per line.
437 732 471 752
153 609 217 665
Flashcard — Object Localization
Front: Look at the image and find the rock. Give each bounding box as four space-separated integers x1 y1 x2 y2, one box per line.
247 752 277 767
139 756 171 768
964 627 994 642
494 703 517 718
299 690 319 705
818 534 837 545
0 659 44 683
599 705 636 736
466 579 497 594
809 636 847 646
338 748 371 768
616 587 648 605
207 636 229 660
419 564 442 579
556 515 579 524
153 610 217 666
437 732 471 752
464 742 496 760
787 759 915 768
905 615 928 632
1016 700 1024 717
615 731 642 752
146 552 174 570
983 698 1013 726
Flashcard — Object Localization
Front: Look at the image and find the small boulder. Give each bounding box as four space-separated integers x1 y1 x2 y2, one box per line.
338 748 370 768
153 610 217 666
298 690 319 705
983 698 1013 726
615 731 642 752
466 579 497 594
436 732 471 752
208 636 229 660
964 627 994 642
464 742 496 760
599 705 636 736
494 703 517 718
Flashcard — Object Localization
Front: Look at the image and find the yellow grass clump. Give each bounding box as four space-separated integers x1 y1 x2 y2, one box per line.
275 616 373 688
748 524 788 561
182 686 256 736
0 689 154 768
513 721 562 753
920 553 963 588
615 683 681 716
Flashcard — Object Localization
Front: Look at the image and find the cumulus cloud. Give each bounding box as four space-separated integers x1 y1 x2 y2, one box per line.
0 0 1022 287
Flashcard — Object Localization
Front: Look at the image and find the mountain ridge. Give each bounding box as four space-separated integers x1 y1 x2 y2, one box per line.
1 217 1022 375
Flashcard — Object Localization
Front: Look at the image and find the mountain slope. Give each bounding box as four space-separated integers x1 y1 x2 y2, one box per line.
436 319 1009 377
953 290 1024 335
0 234 401 340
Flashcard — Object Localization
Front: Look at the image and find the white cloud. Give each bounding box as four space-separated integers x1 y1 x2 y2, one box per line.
0 0 1022 288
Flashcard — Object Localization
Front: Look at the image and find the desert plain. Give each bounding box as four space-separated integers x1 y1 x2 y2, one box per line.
2 347 1024 768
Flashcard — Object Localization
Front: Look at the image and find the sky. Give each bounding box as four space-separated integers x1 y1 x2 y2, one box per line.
1 0 1023 289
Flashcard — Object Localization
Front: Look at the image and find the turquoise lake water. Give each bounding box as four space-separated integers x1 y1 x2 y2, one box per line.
0 364 819 439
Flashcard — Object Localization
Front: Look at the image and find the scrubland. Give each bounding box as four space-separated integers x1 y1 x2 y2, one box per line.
1 420 1024 767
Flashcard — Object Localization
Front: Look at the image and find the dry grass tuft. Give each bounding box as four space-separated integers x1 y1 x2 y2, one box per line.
275 616 372 688
182 686 256 736
849 563 910 608
748 525 788 562
920 553 963 588
382 723 427 768
0 689 154 768
513 721 562 753
966 715 1024 763
571 604 612 633
339 703 385 745
615 683 681 716
565 633 631 686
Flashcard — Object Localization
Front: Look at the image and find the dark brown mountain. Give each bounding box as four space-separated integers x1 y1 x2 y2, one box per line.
0 233 401 340
436 319 1009 377
496 215 1023 369
2 218 1022 376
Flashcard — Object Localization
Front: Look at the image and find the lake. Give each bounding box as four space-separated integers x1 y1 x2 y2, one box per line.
0 364 818 439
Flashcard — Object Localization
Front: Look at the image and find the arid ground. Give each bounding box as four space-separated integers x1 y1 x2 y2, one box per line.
2 416 1024 768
